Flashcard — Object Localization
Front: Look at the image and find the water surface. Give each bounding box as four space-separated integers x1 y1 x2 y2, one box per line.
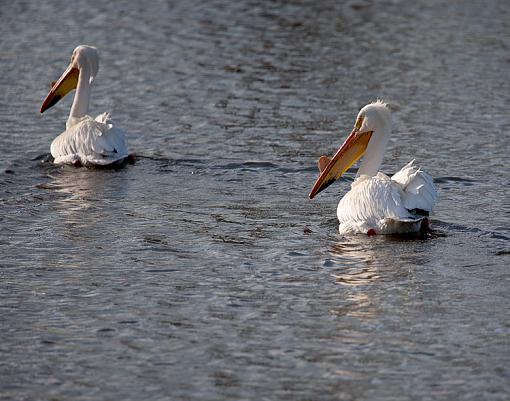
1 1 509 400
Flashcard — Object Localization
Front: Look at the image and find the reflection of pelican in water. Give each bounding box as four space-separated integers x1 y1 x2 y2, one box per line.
326 236 433 319
325 239 383 320
310 101 437 235
328 241 381 286
40 45 134 167
42 167 128 230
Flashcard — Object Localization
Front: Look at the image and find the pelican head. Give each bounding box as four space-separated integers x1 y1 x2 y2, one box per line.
309 100 392 199
40 45 99 113
357 100 392 135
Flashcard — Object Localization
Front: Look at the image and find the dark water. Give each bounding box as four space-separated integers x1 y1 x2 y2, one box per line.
1 1 509 400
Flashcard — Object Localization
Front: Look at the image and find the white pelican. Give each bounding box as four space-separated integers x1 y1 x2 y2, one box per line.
40 45 133 167
309 101 437 235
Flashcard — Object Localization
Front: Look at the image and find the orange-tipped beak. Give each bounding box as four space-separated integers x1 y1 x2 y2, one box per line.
40 64 79 113
309 128 373 199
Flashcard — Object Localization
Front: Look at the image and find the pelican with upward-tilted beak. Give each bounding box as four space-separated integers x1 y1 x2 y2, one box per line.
40 45 133 167
309 101 437 235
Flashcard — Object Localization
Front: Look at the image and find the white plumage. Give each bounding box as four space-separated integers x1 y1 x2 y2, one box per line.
41 45 130 167
50 113 128 166
337 160 437 234
310 101 438 235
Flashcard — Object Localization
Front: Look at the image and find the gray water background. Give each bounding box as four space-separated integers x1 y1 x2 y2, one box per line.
1 0 509 400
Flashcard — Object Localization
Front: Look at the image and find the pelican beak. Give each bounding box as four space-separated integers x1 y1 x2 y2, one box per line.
309 117 372 199
40 63 79 113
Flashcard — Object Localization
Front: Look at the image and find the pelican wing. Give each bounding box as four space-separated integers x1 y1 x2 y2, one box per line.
338 174 411 222
391 160 437 213
50 114 128 166
337 173 429 234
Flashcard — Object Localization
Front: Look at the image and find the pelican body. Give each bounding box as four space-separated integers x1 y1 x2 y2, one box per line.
309 101 437 235
40 45 131 167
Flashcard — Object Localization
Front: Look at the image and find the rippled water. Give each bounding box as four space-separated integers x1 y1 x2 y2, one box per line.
1 1 509 400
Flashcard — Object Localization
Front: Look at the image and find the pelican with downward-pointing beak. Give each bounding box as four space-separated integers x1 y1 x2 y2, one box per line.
40 45 133 167
309 101 437 235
